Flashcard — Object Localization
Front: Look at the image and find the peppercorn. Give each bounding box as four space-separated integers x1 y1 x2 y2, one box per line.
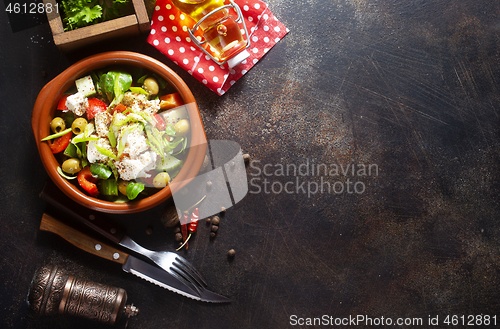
174 232 183 242
210 232 216 238
228 249 235 257
243 154 250 162
146 226 153 235
220 206 226 213
173 226 181 233
206 217 211 224
212 216 220 225
211 225 219 233
206 181 212 189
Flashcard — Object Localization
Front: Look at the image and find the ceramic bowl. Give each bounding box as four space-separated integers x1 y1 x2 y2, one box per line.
32 51 206 214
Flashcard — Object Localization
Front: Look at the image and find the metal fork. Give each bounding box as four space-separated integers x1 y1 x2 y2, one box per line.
40 182 211 297
119 235 207 294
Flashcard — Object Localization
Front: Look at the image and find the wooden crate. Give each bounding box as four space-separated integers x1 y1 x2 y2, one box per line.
43 0 150 52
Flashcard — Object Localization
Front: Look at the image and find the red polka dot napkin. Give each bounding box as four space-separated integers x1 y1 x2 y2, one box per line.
147 0 289 95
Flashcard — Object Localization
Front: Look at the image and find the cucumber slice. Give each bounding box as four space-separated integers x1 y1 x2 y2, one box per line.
75 75 96 97
156 154 184 172
158 106 189 126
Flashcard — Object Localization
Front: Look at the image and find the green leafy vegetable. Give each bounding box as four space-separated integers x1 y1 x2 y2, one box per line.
126 182 144 200
99 179 119 196
90 163 113 179
100 71 133 106
61 0 102 31
60 0 130 31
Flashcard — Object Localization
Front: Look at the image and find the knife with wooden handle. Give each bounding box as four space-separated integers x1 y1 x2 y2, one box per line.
40 212 128 265
40 213 231 303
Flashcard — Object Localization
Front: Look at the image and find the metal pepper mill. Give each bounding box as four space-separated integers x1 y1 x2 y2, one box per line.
27 265 138 326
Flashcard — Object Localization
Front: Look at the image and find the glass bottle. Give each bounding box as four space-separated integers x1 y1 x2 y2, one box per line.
171 0 250 68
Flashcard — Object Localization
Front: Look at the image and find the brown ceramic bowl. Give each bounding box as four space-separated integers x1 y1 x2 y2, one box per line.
32 51 207 214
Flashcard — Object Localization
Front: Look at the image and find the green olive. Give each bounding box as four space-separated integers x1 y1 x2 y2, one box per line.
61 158 81 174
118 180 129 195
142 77 160 95
72 117 88 135
174 119 190 136
50 117 66 134
153 172 170 188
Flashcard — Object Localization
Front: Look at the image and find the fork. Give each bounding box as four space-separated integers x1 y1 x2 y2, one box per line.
119 235 207 292
40 213 230 302
40 181 207 288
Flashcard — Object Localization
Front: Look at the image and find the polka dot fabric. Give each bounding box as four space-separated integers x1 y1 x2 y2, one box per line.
147 0 289 95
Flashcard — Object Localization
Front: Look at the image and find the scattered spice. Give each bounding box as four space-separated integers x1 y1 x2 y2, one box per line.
206 217 212 224
211 225 219 233
243 154 250 162
228 249 235 257
220 206 226 213
145 226 153 235
210 232 216 238
211 216 220 225
174 232 183 242
206 180 212 189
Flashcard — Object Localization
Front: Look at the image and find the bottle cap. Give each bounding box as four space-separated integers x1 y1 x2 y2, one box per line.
227 50 250 68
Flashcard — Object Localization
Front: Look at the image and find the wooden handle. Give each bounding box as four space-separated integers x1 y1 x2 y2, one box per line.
40 213 129 265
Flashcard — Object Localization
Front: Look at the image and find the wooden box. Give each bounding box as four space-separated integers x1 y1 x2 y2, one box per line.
43 0 150 52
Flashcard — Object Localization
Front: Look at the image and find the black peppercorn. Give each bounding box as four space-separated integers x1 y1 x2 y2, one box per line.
211 225 219 233
174 233 183 242
212 216 220 225
228 249 235 257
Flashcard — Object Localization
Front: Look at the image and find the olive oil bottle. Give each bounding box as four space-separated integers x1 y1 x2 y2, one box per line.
171 0 250 67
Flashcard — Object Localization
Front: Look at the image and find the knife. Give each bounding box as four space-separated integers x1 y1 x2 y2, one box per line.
40 212 231 303
40 181 185 276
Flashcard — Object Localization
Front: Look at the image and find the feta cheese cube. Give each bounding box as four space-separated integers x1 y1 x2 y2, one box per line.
120 126 149 158
114 151 157 181
87 137 113 163
94 112 112 138
65 92 88 116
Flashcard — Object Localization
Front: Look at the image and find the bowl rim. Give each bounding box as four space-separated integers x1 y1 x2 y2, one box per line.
32 51 207 214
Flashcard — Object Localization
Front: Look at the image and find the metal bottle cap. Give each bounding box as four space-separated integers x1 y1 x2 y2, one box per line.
27 265 138 326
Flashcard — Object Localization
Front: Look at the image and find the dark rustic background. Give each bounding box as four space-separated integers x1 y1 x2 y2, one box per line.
1 0 500 328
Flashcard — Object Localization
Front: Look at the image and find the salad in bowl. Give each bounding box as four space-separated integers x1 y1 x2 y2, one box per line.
32 52 206 214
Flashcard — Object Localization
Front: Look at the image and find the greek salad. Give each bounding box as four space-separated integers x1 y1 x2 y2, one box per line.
42 67 191 202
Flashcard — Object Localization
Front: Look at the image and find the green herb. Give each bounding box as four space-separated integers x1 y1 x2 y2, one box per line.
99 179 119 196
61 0 103 31
57 166 77 180
90 163 113 179
41 128 72 141
129 86 150 95
64 142 78 158
60 0 130 31
126 182 144 200
94 144 119 160
100 71 133 106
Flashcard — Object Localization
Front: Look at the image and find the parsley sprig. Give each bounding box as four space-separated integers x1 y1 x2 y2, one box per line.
61 0 129 31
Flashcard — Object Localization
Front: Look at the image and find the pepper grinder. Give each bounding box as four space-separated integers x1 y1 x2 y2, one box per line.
27 265 138 326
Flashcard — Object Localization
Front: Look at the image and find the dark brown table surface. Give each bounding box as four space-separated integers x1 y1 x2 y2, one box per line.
2 0 500 328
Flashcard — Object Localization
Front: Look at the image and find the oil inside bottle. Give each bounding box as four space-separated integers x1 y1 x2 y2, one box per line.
171 0 248 64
